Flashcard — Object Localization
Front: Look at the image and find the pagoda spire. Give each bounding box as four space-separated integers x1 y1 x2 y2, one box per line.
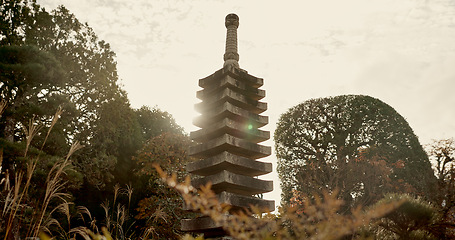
223 13 239 68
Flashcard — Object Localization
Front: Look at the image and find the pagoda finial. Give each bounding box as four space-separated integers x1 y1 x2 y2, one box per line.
223 13 239 68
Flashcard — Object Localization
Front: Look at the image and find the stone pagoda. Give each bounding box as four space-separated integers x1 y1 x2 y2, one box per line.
181 13 274 237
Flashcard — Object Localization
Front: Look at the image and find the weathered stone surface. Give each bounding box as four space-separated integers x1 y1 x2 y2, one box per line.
183 191 274 212
193 101 268 128
183 13 274 237
191 170 273 195
190 118 269 143
197 74 265 101
195 87 267 114
181 216 225 236
186 151 272 176
189 134 271 159
217 191 275 212
224 13 239 68
200 68 264 89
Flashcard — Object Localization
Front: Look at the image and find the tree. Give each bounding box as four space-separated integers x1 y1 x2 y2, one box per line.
69 106 188 235
107 105 186 189
0 44 74 183
23 4 126 148
426 138 455 237
132 132 193 239
0 45 66 142
81 97 142 189
1 0 131 186
135 106 185 141
1 1 137 233
1 0 126 148
1 1 194 237
427 138 455 205
371 194 444 240
0 0 32 46
275 95 436 210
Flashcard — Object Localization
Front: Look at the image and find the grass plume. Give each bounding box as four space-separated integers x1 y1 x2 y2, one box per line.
0 99 6 117
0 108 87 239
21 117 43 157
30 155 75 237
41 106 64 151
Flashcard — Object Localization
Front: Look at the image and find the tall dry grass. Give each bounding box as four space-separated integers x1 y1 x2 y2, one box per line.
0 100 6 117
64 184 149 240
3 116 42 239
1 104 154 239
1 107 85 239
29 141 83 237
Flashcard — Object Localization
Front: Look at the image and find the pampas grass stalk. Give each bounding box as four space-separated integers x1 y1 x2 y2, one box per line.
31 141 83 237
0 99 6 117
101 201 111 231
30 158 71 237
22 117 42 157
4 107 63 238
113 184 120 206
125 184 133 208
41 106 63 151
0 149 3 185
66 141 84 161
1 107 87 239
3 166 34 240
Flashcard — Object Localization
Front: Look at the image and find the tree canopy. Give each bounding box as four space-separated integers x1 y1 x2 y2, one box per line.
133 132 193 238
2 1 453 238
275 95 436 209
426 138 455 218
0 45 67 144
0 1 191 238
1 0 124 148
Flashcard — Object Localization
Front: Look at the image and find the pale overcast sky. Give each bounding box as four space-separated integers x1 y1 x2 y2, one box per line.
38 0 455 208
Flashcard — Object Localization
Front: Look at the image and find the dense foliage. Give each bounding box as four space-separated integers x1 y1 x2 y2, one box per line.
426 138 455 234
275 95 436 210
1 1 454 239
155 165 455 240
1 0 122 150
0 1 190 239
133 133 194 239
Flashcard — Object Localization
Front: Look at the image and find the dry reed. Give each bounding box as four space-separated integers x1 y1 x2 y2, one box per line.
0 99 6 116
1 107 86 239
41 105 63 151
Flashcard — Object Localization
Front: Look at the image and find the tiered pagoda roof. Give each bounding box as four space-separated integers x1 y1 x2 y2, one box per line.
181 13 274 238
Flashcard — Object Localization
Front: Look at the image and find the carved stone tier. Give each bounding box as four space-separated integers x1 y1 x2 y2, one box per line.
191 170 273 195
197 74 265 101
199 68 264 89
189 134 271 159
187 152 272 177
193 102 269 128
217 191 274 212
190 118 270 144
195 87 267 114
181 216 225 237
183 191 275 212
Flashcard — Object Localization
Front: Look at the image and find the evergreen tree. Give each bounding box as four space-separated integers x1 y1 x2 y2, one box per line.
275 95 436 210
